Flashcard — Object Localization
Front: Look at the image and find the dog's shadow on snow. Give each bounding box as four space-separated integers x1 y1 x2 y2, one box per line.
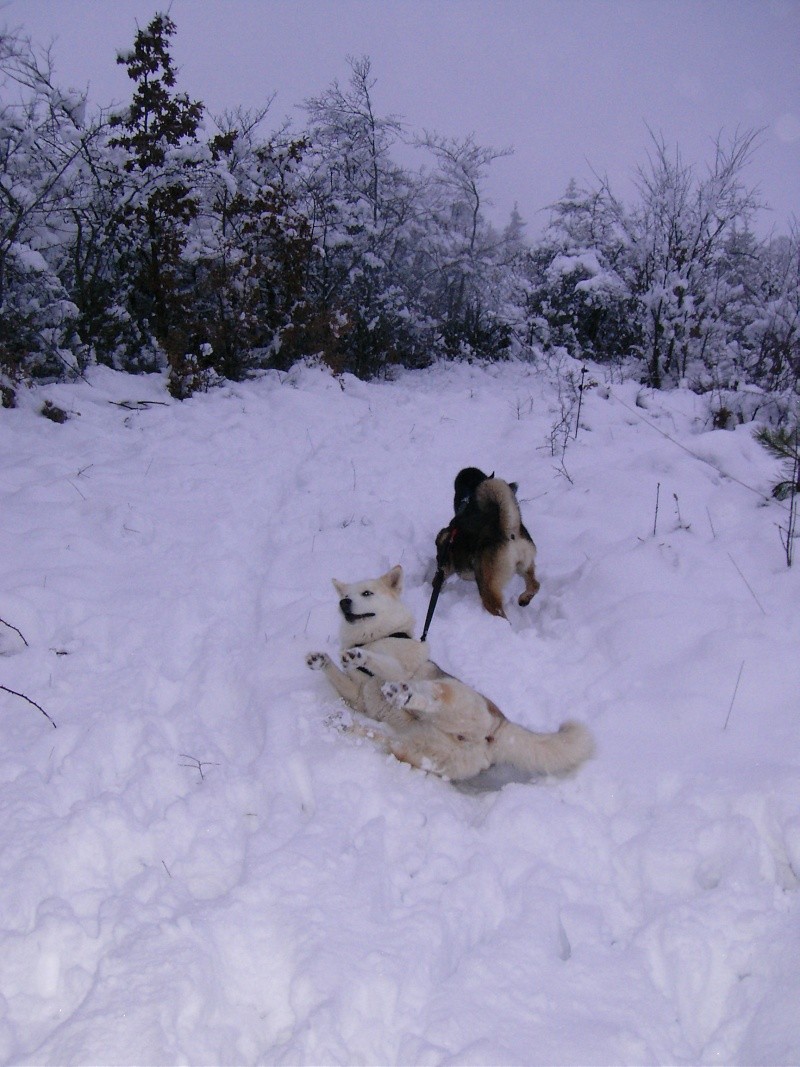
453 763 542 795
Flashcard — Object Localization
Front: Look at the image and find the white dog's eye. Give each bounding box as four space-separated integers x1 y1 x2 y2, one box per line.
361 590 373 597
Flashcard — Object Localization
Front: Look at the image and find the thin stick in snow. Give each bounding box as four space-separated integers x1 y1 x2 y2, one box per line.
706 507 717 539
653 482 661 537
784 437 798 567
723 661 745 730
1 684 57 728
573 365 588 439
726 553 767 615
673 492 690 531
0 618 29 647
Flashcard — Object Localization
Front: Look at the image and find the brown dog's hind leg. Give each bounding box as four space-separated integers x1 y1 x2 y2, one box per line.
518 565 540 606
475 557 507 619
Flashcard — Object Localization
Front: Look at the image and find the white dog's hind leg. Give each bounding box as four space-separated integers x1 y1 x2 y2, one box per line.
382 680 501 742
381 680 438 714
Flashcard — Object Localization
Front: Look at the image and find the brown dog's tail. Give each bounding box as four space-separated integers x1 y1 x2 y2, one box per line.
475 478 522 539
491 719 594 776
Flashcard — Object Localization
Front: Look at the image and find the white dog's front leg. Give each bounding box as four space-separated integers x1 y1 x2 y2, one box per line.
306 651 362 705
342 647 412 682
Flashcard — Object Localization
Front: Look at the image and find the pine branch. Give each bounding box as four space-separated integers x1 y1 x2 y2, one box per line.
773 479 800 502
754 426 798 463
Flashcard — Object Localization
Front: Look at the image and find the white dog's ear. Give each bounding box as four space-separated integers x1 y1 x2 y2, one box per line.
382 565 403 593
332 578 347 597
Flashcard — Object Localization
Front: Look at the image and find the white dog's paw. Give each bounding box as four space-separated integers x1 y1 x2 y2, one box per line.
381 681 411 707
341 647 365 669
324 709 347 731
306 651 331 671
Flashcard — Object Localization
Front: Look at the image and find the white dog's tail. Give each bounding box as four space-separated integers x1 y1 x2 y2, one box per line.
491 719 594 776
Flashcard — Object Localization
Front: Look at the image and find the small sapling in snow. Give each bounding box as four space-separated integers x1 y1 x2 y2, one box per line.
755 423 799 567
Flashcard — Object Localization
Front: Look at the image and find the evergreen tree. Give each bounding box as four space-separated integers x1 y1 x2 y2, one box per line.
110 13 205 392
755 421 799 566
755 423 800 500
523 180 637 363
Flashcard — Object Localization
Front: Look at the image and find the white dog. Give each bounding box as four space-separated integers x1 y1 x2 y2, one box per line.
306 565 594 782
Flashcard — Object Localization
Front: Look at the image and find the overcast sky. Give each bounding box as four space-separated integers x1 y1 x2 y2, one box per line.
7 0 799 236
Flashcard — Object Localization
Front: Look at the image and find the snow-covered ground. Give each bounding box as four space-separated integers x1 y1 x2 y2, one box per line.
1 358 798 1066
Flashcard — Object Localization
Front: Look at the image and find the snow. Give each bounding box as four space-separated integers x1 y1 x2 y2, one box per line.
1 359 798 1066
549 251 603 277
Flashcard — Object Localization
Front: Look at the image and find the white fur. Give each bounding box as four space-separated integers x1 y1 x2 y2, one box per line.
307 566 594 782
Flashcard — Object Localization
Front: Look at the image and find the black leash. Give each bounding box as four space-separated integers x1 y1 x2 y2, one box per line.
420 566 445 642
421 522 459 641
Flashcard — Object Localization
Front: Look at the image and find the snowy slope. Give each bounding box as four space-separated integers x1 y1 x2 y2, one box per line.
1 359 798 1066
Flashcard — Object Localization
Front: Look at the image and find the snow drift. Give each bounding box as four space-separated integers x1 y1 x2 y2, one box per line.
1 359 798 1065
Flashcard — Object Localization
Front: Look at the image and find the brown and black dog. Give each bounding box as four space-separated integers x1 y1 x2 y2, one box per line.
435 467 540 618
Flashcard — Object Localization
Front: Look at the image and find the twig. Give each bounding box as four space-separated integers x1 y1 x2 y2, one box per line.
726 553 767 615
785 436 798 567
673 492 690 531
0 618 29 647
1 684 57 728
179 753 219 780
574 365 587 439
705 507 717 539
653 482 661 537
723 661 745 730
553 461 574 486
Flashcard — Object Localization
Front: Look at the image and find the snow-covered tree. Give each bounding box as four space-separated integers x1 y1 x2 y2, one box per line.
185 108 313 379
415 132 515 358
522 179 637 362
746 225 800 394
622 129 760 388
1 19 794 406
301 56 430 376
0 29 93 400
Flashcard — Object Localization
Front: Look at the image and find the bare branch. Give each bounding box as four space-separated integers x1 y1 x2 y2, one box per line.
0 618 28 647
1 684 57 728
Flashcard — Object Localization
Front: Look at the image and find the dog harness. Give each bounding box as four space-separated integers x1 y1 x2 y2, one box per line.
351 632 413 676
